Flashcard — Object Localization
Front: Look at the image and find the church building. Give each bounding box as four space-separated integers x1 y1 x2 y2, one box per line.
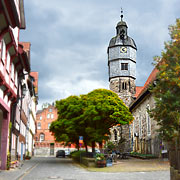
108 13 164 156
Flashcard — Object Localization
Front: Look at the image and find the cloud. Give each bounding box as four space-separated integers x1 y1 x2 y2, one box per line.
20 0 180 109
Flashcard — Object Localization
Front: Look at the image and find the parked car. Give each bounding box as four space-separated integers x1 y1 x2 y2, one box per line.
65 149 70 156
95 149 100 153
56 150 65 158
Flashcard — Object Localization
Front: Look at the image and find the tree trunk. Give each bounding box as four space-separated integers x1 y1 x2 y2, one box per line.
92 141 95 153
99 142 103 150
84 141 88 152
76 142 79 151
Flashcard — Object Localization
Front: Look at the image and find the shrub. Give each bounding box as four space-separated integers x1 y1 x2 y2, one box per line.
71 150 85 162
130 152 158 159
95 153 105 161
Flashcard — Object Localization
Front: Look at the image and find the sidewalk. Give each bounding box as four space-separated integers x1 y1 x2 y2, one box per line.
0 158 37 180
84 157 170 172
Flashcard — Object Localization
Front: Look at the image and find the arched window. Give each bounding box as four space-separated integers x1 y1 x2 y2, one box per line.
139 115 142 138
146 105 151 135
40 133 45 142
122 82 127 90
114 129 117 141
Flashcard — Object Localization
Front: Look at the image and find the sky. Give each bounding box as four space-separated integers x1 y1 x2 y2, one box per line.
20 0 180 109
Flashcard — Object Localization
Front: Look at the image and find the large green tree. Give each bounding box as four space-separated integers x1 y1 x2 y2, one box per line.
50 89 133 152
83 89 133 151
50 95 86 150
150 19 180 141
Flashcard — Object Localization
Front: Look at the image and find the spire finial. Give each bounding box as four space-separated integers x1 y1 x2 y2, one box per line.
121 8 123 21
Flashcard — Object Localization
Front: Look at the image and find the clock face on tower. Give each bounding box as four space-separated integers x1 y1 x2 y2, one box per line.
120 46 127 53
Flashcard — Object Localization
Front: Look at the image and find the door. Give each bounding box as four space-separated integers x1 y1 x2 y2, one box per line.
50 143 54 155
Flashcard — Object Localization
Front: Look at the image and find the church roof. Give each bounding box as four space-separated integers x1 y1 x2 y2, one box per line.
116 20 127 27
109 36 137 49
136 67 159 99
135 86 143 98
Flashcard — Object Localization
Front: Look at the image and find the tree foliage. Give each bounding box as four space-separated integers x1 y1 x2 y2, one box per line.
150 19 180 141
50 89 133 151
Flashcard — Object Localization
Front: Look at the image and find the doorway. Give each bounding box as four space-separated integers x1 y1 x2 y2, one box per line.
50 143 54 155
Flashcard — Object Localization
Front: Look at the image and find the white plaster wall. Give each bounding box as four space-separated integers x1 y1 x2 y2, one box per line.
10 27 19 49
29 113 36 135
28 132 33 154
109 46 136 61
109 60 136 78
14 0 20 23
0 89 4 100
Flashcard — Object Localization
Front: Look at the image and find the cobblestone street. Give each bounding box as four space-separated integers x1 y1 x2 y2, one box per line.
0 157 170 180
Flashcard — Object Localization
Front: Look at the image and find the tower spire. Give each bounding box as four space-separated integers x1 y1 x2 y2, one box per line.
121 8 123 21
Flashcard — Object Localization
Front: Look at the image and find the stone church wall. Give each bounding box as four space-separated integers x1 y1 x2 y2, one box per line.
131 93 161 156
109 77 135 152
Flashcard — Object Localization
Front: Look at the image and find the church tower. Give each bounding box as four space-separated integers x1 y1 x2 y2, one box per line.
108 12 137 151
108 13 137 107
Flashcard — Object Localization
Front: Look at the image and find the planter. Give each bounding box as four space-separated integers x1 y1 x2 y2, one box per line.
96 160 106 168
25 156 31 160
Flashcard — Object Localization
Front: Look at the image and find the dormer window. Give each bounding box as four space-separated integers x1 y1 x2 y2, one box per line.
121 63 128 70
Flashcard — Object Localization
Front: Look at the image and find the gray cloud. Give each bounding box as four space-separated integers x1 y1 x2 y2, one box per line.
20 0 180 109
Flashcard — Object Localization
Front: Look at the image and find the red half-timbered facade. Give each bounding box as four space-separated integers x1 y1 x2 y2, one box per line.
0 0 28 170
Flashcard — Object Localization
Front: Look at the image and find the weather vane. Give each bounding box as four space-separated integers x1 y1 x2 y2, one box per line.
121 8 123 21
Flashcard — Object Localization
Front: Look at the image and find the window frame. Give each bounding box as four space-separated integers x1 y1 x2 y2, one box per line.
122 82 127 90
48 123 51 129
40 133 45 142
47 113 50 119
121 63 128 70
37 122 41 129
51 114 54 119
146 105 151 136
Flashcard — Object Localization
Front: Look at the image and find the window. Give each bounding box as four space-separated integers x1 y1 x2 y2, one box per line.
122 82 127 90
48 123 51 129
49 108 52 112
146 105 151 135
51 114 54 119
114 129 117 141
139 116 142 138
37 122 41 129
47 114 50 119
39 116 42 120
121 63 128 70
40 133 45 142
